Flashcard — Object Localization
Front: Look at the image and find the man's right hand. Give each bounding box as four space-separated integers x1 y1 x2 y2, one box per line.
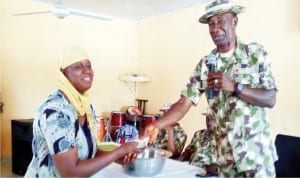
142 124 160 144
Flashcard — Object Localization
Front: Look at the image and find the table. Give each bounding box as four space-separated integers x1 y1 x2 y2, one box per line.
90 158 205 178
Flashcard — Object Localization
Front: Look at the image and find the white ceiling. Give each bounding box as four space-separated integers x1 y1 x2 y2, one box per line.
34 0 203 21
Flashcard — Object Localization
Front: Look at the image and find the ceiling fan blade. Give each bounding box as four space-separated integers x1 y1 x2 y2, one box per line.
69 9 112 21
12 10 52 16
33 0 54 4
14 0 111 21
199 0 215 4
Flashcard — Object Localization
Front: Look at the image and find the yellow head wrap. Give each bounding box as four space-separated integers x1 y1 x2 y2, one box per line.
58 46 89 70
57 46 97 143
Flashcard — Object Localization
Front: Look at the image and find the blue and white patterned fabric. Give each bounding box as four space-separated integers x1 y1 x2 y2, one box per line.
25 90 97 178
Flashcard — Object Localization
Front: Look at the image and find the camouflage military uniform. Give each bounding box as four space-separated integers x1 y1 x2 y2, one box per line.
184 129 217 168
181 38 278 178
153 123 187 158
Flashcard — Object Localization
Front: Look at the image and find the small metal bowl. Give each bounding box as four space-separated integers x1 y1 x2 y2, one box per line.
122 147 172 177
97 142 120 152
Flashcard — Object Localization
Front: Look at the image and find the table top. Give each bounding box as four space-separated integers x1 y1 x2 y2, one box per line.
90 158 205 178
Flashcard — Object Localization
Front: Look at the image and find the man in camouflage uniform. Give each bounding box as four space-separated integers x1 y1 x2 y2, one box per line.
153 123 187 159
144 0 278 177
153 105 187 159
177 113 218 176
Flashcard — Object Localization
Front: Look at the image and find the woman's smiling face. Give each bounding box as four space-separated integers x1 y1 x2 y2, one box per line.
63 59 94 94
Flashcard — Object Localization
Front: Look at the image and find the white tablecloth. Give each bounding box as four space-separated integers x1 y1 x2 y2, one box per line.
90 158 204 178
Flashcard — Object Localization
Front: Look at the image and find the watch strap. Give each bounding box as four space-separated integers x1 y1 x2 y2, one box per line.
233 82 243 96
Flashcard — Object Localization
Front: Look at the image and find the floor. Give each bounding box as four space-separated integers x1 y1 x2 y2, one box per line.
0 157 21 177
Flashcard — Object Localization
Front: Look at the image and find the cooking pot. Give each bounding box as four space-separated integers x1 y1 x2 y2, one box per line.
111 111 126 127
139 114 159 135
142 114 159 127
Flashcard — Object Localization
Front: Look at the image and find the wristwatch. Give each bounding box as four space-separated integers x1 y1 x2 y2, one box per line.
233 82 244 96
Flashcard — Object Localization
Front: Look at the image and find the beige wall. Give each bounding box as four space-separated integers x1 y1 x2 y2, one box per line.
1 0 300 157
1 0 140 157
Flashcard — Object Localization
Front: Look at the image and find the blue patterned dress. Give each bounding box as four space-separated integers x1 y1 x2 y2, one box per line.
25 90 97 177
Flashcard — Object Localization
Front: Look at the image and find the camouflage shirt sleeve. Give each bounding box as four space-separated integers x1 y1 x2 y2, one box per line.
246 42 277 90
181 58 208 105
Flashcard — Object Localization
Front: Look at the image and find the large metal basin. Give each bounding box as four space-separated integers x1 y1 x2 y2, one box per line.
122 147 172 177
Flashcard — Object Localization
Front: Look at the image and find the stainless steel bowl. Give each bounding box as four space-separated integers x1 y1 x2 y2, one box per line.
122 147 172 177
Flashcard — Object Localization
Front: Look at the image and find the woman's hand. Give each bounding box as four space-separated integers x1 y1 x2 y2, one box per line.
121 142 145 154
115 153 138 164
115 142 145 164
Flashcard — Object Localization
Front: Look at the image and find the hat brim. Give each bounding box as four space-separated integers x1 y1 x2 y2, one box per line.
198 5 245 24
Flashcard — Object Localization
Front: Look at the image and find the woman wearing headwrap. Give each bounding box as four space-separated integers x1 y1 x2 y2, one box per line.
25 47 144 177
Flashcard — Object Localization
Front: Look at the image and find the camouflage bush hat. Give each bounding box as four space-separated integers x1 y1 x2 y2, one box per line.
198 0 246 24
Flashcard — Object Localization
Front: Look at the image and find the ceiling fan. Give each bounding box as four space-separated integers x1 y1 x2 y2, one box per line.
12 0 111 20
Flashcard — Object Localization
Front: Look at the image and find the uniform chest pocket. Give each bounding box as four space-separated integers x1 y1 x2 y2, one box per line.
234 65 259 86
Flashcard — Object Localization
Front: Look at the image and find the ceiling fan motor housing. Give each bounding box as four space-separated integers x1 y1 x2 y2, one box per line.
52 6 70 18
